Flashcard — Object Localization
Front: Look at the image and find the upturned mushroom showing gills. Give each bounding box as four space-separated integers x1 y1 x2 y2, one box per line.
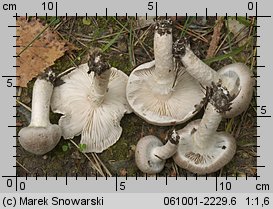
51 52 131 153
174 38 254 118
135 130 180 174
18 69 62 155
126 19 203 126
173 81 236 174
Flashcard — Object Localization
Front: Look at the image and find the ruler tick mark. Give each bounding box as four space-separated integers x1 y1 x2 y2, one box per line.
105 8 107 20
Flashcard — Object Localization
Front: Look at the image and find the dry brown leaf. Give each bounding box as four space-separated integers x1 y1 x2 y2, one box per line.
16 17 74 87
206 17 224 59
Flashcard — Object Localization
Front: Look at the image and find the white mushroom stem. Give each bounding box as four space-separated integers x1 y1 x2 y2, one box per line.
30 77 53 127
181 47 220 87
152 130 179 160
154 28 174 84
152 139 178 160
193 103 222 149
92 69 111 106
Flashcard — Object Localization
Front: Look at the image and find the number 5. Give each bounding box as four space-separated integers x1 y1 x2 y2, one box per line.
148 2 154 10
7 79 13 87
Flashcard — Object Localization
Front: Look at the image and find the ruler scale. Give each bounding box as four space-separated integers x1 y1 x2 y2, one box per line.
0 0 272 208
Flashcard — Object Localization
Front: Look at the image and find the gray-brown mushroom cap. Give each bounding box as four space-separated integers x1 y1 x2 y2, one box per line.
173 119 236 175
218 63 254 118
19 125 61 155
135 131 179 174
135 135 166 174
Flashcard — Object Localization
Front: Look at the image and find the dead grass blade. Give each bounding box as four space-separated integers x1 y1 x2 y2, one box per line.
206 17 224 58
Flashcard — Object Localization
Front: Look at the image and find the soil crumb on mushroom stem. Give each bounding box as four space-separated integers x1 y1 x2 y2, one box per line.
155 19 172 36
87 51 110 76
208 80 233 114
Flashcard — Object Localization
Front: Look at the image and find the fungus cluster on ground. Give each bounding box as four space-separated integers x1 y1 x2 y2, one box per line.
18 19 254 176
133 20 253 175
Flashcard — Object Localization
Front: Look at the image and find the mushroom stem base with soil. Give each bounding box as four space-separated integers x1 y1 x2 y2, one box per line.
173 109 236 175
173 82 236 175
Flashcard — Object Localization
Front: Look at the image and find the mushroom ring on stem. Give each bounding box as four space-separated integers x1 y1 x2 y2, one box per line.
126 19 204 126
174 38 254 118
173 81 236 174
18 69 62 155
135 130 180 174
51 53 132 153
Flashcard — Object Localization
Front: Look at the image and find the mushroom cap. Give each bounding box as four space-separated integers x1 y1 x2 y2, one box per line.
51 63 131 153
18 124 61 155
126 60 204 126
173 120 236 174
135 135 165 174
218 63 254 118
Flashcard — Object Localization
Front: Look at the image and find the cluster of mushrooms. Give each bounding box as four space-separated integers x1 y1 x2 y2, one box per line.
18 19 254 175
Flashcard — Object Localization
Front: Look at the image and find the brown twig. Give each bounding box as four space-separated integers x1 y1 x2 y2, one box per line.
206 17 224 59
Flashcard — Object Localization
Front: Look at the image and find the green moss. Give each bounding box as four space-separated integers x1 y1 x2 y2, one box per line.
108 54 132 75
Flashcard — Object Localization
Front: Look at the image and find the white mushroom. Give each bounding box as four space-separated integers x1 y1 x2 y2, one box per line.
18 69 62 155
174 38 254 118
126 19 203 126
173 81 236 174
51 52 131 153
135 130 180 174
